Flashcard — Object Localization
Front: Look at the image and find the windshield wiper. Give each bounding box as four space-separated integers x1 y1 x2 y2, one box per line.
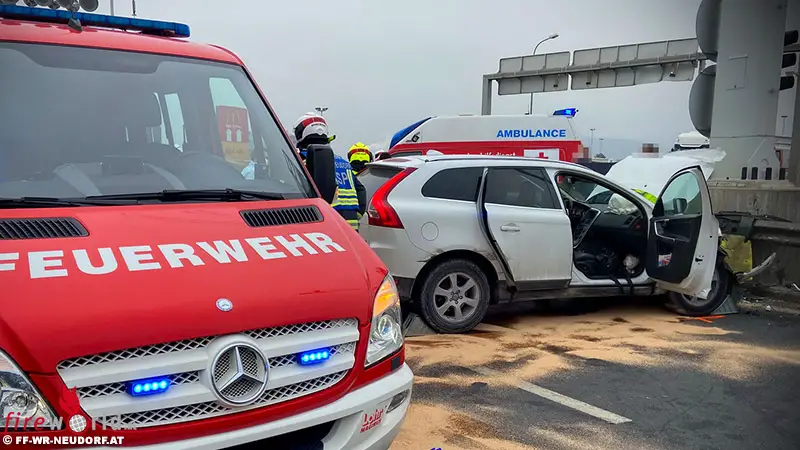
0 196 119 208
84 189 286 202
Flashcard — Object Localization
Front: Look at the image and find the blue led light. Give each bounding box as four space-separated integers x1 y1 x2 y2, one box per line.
0 5 190 38
298 349 331 365
127 377 171 397
553 108 578 117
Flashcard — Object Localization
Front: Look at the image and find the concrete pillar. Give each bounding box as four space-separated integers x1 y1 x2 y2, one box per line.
709 0 787 181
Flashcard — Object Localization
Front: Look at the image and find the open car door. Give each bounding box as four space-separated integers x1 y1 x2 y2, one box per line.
645 166 719 298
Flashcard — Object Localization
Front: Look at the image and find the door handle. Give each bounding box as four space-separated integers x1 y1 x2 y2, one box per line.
500 224 520 232
653 218 689 244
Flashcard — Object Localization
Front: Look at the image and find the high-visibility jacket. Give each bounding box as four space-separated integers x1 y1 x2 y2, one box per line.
332 154 361 230
633 189 657 203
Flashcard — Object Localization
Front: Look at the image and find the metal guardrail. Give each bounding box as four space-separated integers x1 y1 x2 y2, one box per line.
716 212 800 248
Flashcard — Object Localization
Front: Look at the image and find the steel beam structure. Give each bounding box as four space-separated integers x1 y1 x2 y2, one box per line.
481 38 705 114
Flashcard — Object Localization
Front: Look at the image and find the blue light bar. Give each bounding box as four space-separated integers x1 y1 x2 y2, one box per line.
553 108 578 117
0 5 190 38
127 377 171 397
298 349 331 365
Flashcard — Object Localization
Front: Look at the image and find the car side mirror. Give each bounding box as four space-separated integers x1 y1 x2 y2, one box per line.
304 144 337 204
672 197 688 214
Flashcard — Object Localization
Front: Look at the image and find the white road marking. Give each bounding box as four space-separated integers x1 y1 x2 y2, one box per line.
469 366 633 425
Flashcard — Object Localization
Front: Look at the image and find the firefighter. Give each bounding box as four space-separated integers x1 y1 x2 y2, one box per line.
347 142 373 175
293 113 366 231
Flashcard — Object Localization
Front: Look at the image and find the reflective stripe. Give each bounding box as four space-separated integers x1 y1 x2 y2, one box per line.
346 219 360 230
332 155 360 212
634 189 657 203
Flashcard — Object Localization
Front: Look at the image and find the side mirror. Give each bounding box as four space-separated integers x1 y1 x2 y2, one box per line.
304 144 337 204
672 197 688 214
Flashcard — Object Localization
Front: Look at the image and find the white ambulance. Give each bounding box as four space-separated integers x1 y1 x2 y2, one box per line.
385 109 585 162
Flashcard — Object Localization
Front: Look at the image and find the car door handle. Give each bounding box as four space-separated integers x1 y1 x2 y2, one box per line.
653 218 689 243
500 224 520 232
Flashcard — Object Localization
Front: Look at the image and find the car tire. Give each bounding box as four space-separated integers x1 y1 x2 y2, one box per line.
418 259 491 334
666 256 733 316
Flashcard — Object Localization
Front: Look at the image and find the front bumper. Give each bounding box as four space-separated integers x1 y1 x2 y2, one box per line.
88 364 413 450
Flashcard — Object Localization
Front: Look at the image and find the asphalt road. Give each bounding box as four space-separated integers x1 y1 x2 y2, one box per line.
391 298 800 450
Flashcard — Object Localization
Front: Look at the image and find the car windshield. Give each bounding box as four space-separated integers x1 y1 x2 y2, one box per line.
0 42 313 204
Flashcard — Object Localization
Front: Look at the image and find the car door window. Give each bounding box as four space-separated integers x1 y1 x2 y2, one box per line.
558 174 640 215
655 172 702 216
421 167 483 202
485 167 559 209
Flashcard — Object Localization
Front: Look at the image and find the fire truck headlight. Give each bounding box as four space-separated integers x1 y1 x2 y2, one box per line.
0 350 59 430
365 275 403 367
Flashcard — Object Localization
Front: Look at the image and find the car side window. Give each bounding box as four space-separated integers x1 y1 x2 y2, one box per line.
485 167 559 209
421 167 483 202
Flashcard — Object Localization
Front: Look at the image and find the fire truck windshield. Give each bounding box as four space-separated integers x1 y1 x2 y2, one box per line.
0 42 313 204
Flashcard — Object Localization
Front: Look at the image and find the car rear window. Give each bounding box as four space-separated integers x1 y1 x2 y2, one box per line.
358 166 403 205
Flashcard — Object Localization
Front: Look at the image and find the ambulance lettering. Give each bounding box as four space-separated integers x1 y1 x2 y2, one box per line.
496 129 567 138
0 232 345 279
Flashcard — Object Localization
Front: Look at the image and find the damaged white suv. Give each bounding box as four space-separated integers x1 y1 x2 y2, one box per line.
358 154 731 334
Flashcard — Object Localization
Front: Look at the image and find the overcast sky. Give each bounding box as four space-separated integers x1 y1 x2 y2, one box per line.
104 0 710 155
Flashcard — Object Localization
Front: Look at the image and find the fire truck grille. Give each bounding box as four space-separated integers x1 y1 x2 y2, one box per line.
57 319 356 370
57 319 360 428
96 371 348 429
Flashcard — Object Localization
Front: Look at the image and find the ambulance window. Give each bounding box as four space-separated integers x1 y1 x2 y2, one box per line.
422 167 483 202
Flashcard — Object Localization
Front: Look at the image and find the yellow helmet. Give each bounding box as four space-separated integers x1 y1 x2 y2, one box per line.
348 142 372 161
348 141 369 154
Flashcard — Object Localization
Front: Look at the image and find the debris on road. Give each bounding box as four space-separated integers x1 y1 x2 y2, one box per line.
391 403 532 450
405 303 800 385
739 285 800 316
395 303 800 449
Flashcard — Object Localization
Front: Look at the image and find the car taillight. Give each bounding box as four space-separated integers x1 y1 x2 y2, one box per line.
368 168 416 228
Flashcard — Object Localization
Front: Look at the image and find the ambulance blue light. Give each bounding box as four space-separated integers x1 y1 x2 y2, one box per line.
553 108 578 117
298 349 331 365
0 4 190 38
127 377 171 397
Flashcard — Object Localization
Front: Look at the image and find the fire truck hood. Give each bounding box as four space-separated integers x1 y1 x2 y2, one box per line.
1 200 385 373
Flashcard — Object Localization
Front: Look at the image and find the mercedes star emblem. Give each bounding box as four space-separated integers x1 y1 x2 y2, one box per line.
216 298 233 312
210 343 269 406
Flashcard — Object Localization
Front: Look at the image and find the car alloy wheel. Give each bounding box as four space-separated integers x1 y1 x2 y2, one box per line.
433 272 481 322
